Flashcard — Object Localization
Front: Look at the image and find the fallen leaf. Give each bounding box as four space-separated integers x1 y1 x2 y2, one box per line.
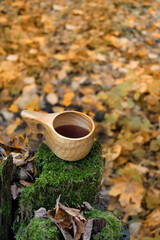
146 189 160 210
20 180 34 186
44 83 54 94
103 144 122 162
11 183 23 200
54 208 72 229
0 146 7 161
83 219 93 240
48 196 86 240
55 54 67 61
34 208 47 219
60 92 75 106
74 217 85 240
6 118 22 135
110 176 145 216
48 215 74 240
9 104 18 113
145 209 160 228
7 55 18 62
26 95 39 111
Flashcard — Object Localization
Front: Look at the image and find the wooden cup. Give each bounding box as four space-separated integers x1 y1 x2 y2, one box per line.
21 110 95 161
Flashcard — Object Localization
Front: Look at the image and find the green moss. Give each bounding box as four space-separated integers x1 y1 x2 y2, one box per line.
16 209 122 240
85 209 122 240
16 218 59 240
20 141 103 217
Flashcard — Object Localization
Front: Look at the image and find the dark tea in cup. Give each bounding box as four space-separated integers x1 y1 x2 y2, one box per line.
55 125 90 138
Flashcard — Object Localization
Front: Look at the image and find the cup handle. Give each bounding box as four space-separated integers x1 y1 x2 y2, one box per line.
21 110 58 141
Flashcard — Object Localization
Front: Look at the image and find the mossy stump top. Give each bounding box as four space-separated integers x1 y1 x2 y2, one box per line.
16 218 59 240
16 209 123 240
20 141 103 217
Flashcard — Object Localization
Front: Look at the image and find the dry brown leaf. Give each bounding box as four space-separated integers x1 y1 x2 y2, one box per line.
110 176 145 216
34 208 47 219
54 208 72 229
83 219 93 240
59 204 86 222
74 217 85 240
145 209 160 228
11 183 23 200
20 180 34 186
123 163 148 175
48 196 86 240
104 35 118 48
146 189 160 210
6 118 22 135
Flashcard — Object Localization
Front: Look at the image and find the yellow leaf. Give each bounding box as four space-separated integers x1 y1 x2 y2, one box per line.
37 55 47 64
0 16 8 24
44 83 54 94
0 47 6 56
104 35 118 48
82 96 94 104
33 37 46 46
55 54 67 61
9 104 18 113
60 92 75 106
67 50 77 60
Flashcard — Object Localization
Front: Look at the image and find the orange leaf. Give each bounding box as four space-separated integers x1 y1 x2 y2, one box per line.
44 83 54 94
60 92 75 107
9 104 18 113
55 54 67 61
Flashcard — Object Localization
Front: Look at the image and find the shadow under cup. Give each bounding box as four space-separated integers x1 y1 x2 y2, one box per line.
52 112 94 139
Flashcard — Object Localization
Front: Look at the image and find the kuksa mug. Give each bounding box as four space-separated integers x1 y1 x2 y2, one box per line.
21 110 95 161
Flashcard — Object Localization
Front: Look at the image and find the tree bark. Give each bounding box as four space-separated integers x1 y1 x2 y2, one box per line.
0 155 14 240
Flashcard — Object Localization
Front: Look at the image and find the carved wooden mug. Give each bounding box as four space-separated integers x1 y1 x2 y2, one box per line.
21 110 95 161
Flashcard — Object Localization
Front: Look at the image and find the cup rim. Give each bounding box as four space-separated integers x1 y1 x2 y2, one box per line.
52 110 95 140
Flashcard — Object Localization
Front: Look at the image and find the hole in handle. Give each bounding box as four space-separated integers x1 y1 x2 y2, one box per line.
37 123 45 131
37 133 45 141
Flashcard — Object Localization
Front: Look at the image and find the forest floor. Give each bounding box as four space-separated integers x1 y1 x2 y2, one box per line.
0 0 160 239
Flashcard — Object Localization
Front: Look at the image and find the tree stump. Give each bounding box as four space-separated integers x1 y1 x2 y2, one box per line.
0 155 14 240
19 141 103 219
